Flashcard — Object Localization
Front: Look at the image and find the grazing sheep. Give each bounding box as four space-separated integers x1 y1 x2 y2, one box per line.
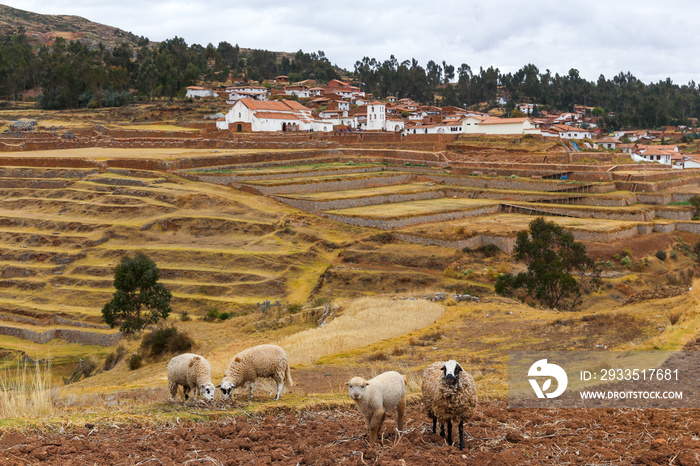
346 371 406 444
167 353 216 402
219 344 293 400
422 360 477 450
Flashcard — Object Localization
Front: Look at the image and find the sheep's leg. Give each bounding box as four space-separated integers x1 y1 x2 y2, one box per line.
440 422 445 437
183 386 190 401
274 380 283 400
168 382 178 402
458 419 465 450
368 409 385 443
431 414 437 434
396 397 405 431
248 381 255 397
446 419 453 446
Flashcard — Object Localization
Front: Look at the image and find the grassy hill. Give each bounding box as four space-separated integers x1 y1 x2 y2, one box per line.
0 4 143 48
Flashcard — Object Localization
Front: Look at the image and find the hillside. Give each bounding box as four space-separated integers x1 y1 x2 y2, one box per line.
0 4 143 48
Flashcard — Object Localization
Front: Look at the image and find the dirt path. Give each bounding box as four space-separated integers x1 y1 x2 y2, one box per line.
1 401 699 465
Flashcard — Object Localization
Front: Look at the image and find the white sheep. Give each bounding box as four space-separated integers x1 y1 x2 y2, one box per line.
219 344 293 400
346 371 406 444
421 360 477 450
167 353 216 402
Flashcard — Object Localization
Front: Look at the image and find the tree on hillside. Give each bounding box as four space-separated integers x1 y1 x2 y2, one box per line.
495 217 599 311
102 252 172 334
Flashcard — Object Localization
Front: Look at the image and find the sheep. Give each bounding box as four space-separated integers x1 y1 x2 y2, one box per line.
167 353 216 402
346 371 406 444
219 344 293 400
421 359 477 450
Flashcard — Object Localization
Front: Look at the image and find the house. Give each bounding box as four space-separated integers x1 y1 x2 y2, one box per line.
217 98 316 132
462 116 541 135
541 124 591 139
225 85 269 103
284 85 311 99
403 119 462 135
275 76 289 84
185 86 218 99
596 137 621 150
632 145 679 166
364 101 386 131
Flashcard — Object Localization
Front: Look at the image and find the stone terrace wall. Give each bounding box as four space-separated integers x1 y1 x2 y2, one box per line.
0 325 121 346
395 233 516 253
275 190 443 212
240 174 413 196
323 204 502 230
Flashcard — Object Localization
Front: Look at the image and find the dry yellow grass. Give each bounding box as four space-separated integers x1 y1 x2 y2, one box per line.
280 297 445 365
0 361 55 419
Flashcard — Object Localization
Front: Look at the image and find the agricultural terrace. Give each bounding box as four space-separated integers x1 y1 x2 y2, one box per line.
0 139 698 465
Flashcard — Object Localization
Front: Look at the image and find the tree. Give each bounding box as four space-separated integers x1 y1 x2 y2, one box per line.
102 252 172 334
495 218 598 311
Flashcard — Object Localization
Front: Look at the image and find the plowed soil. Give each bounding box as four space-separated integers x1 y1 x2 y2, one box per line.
1 401 699 465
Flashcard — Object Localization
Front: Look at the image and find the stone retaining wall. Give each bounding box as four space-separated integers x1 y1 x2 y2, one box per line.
275 190 443 212
323 204 502 230
395 233 516 253
240 174 413 196
0 325 121 346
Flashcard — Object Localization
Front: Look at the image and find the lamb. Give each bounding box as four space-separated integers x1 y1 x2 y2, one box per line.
219 344 293 400
421 360 477 450
346 371 406 444
167 353 216 402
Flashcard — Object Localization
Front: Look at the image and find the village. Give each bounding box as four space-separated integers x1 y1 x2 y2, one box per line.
186 77 700 169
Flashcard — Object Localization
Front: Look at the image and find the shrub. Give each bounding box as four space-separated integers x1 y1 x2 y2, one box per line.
205 308 220 321
287 303 303 314
655 250 667 261
613 253 621 261
670 251 678 260
180 311 191 322
103 345 127 371
620 256 632 268
128 354 143 370
218 312 231 320
477 243 501 257
621 248 631 257
141 326 193 357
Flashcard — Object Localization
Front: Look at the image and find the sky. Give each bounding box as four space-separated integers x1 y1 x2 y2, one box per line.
4 0 700 85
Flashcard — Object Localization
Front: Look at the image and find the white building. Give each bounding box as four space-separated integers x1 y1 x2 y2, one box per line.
217 98 314 132
225 85 269 103
541 124 591 139
186 86 218 99
462 116 541 135
631 145 679 166
364 102 386 131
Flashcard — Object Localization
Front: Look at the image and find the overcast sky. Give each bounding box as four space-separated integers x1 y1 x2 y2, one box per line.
4 1 700 85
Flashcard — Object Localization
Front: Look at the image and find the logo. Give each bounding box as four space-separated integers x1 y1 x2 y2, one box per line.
528 359 568 398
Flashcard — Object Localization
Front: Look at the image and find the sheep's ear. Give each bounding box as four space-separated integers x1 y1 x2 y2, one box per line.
234 357 241 363
365 382 370 386
215 384 221 389
441 365 446 372
455 363 463 373
344 381 350 386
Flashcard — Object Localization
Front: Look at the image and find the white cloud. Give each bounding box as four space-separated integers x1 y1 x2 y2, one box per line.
3 0 700 84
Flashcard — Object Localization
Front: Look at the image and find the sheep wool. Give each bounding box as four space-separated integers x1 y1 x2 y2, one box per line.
220 344 293 400
167 353 216 402
421 360 477 450
347 370 406 443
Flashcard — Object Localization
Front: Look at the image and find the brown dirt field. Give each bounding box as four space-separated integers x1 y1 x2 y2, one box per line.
1 401 699 465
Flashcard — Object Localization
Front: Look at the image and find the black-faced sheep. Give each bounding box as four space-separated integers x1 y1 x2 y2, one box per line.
219 344 293 400
346 371 406 444
421 360 477 450
167 353 216 402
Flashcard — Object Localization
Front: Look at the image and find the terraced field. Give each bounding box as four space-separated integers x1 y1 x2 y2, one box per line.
0 162 368 375
3 147 700 391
